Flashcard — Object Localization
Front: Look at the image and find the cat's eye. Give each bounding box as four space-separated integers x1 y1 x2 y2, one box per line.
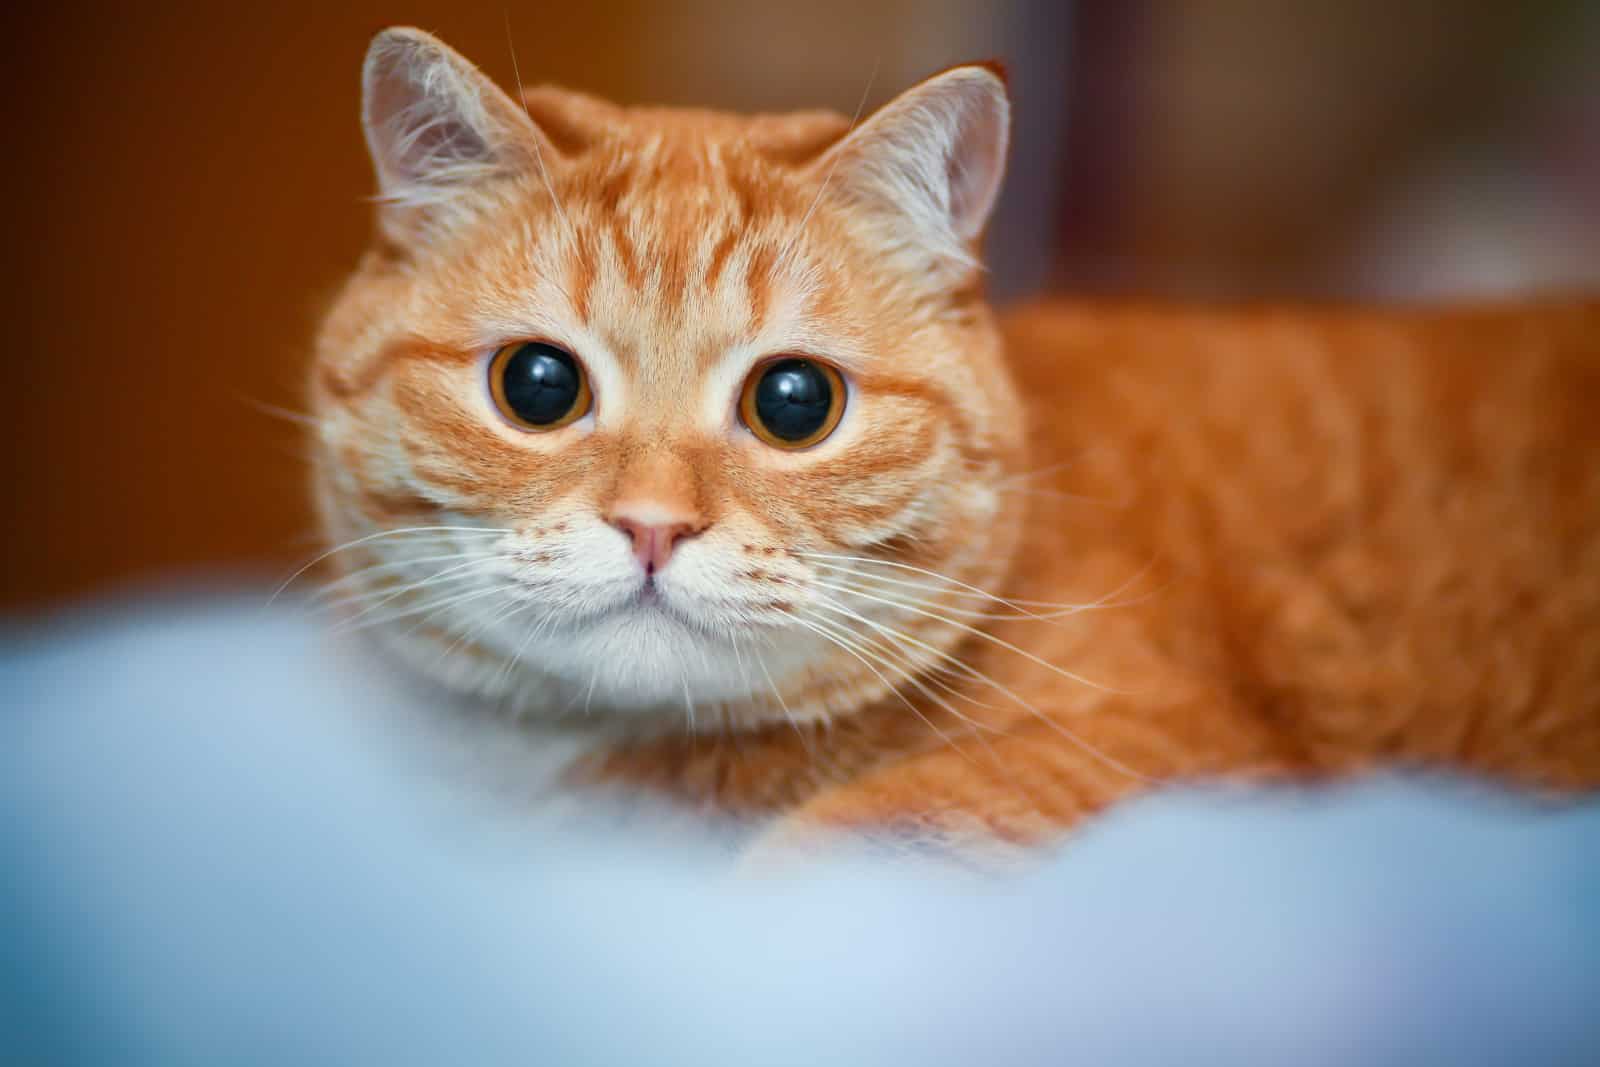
489 341 592 430
739 358 846 450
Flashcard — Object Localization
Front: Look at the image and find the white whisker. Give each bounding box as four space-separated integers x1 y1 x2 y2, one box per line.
798 606 1010 756
504 12 575 245
795 583 1150 782
236 393 320 428
810 557 1158 622
476 599 550 701
312 550 505 604
772 59 879 277
268 525 510 606
808 576 1128 696
801 550 1151 618
332 582 512 637
678 659 697 737
783 611 981 766
325 556 508 627
750 639 817 752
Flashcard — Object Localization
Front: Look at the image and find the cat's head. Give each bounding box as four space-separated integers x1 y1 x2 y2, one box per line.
310 28 1026 727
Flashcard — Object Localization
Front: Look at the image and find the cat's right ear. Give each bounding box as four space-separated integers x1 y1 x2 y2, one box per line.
360 27 548 237
810 64 1010 276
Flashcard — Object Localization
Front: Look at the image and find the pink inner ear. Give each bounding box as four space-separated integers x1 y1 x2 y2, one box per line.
820 68 1011 257
944 82 1009 242
362 31 529 202
365 57 493 190
378 98 493 185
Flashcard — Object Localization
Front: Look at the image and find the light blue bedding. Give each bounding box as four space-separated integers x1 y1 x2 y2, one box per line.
4 595 1598 1065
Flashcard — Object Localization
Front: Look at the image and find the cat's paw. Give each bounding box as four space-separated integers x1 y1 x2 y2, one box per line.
741 786 1045 874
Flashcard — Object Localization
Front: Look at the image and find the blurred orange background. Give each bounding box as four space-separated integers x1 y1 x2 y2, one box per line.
4 1 1596 612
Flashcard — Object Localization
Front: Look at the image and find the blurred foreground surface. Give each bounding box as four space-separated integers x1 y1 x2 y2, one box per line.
4 594 1599 1066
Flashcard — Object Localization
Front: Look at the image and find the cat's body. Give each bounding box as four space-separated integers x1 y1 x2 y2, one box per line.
588 299 1600 847
311 29 1600 853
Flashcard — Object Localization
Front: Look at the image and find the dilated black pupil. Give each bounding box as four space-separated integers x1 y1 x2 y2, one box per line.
754 360 832 441
502 343 580 424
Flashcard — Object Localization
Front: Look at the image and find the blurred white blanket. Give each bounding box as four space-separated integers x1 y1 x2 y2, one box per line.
4 593 1598 1066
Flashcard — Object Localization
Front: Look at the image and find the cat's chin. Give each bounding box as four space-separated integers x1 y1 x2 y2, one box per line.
374 595 827 728
548 603 819 716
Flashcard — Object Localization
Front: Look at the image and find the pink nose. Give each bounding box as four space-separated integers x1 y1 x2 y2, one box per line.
610 515 700 574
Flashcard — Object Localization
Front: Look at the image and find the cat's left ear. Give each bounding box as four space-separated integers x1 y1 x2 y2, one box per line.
813 64 1010 269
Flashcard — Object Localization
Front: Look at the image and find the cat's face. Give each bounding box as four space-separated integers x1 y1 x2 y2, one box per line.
310 29 1025 726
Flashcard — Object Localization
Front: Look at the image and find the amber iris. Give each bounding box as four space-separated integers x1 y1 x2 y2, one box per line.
489 342 591 430
740 358 846 449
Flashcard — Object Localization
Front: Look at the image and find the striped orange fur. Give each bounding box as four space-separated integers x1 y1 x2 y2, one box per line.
309 29 1600 854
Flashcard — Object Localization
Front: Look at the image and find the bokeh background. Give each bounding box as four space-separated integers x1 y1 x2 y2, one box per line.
4 0 1597 612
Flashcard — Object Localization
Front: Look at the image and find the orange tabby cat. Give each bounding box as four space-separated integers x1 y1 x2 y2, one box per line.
310 28 1600 852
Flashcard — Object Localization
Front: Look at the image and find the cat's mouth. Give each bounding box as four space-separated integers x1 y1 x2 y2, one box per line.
497 562 781 647
613 574 692 625
610 573 759 640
